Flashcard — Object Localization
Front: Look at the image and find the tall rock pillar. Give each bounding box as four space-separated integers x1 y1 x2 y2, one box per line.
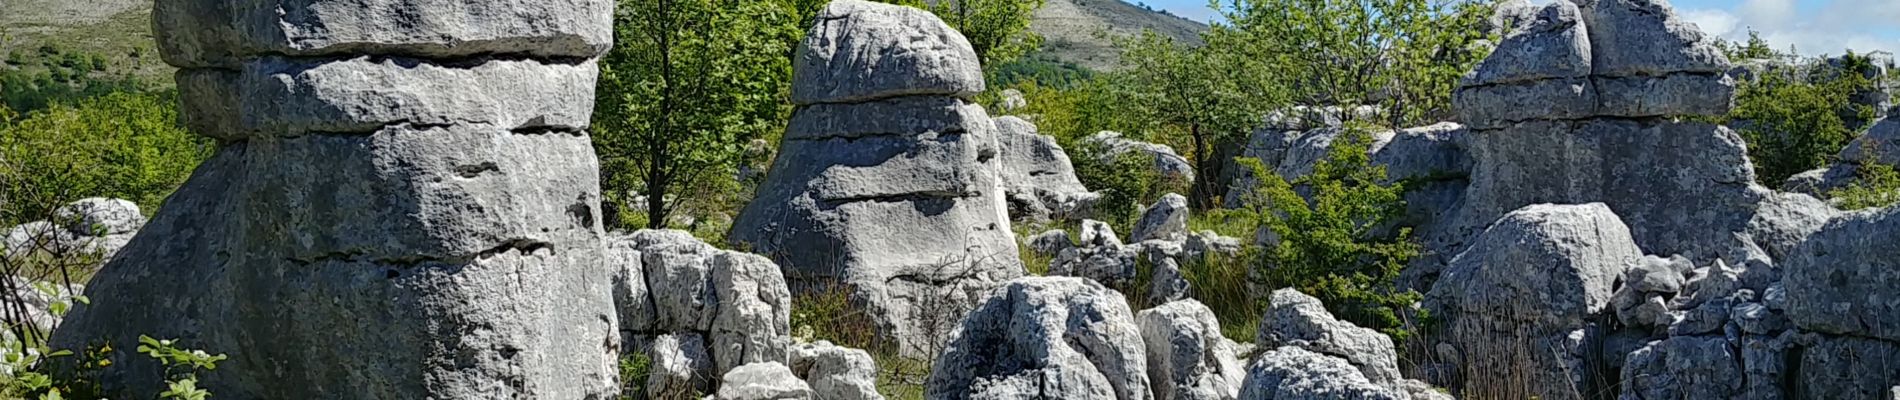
731 0 1023 357
52 0 622 397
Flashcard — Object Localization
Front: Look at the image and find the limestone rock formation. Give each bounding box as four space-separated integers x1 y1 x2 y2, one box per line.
995 116 1101 222
1259 289 1402 389
51 0 620 397
926 277 1152 400
1426 203 1641 399
1137 300 1245 400
716 362 815 400
732 0 1022 357
1131 194 1190 243
4 198 146 260
1084 131 1196 184
789 341 885 400
609 230 793 378
1051 220 1140 286
1237 347 1402 400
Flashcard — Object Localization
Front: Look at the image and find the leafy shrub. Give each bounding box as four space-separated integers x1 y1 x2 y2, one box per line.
616 353 652 399
1830 158 1900 210
1225 128 1423 341
1730 55 1878 186
1 91 213 222
1071 142 1189 229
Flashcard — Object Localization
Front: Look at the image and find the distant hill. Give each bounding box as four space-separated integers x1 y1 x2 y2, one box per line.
1031 0 1208 70
0 0 1204 83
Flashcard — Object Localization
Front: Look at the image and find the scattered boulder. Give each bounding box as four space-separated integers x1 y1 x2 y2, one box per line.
1237 346 1402 400
51 0 622 396
1083 131 1196 184
996 116 1101 222
926 277 1151 400
789 341 884 400
1619 336 1746 400
1051 221 1140 287
1137 300 1245 400
715 362 814 400
53 198 143 235
1425 203 1640 399
1026 229 1075 257
1258 289 1402 389
732 0 1022 357
1130 194 1190 243
648 333 716 398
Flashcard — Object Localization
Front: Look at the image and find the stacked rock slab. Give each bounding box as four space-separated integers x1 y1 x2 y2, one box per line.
995 116 1101 222
1781 206 1900 396
1446 0 1780 271
731 0 1022 358
51 0 620 397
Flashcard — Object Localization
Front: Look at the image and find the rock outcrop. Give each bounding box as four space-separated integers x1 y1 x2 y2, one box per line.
1426 203 1640 399
610 230 793 381
4 198 146 260
926 277 1152 400
716 362 815 400
996 116 1100 222
1259 290 1402 389
732 0 1023 357
1083 131 1196 184
1137 300 1245 400
1778 206 1900 396
1237 346 1402 400
789 341 885 400
51 0 621 397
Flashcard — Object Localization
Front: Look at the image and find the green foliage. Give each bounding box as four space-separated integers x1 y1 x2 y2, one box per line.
1830 156 1900 210
1072 144 1186 228
137 336 225 400
1721 30 1782 61
1218 0 1493 128
1227 128 1422 341
1114 31 1279 205
0 91 212 224
616 353 652 399
1729 58 1877 187
986 53 1094 89
595 0 803 230
0 46 151 116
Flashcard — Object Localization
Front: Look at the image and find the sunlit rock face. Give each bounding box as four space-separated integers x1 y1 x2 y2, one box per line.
731 0 1022 358
52 0 621 397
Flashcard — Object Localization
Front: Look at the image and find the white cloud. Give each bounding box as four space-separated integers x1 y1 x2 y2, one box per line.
1680 0 1900 57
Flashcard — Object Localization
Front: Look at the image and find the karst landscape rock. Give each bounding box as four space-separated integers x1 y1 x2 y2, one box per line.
3 0 1898 398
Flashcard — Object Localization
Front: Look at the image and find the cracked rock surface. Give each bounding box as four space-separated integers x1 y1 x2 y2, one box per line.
50 0 620 397
732 0 1021 358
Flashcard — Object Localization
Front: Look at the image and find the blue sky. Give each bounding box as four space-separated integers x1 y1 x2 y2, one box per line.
1135 0 1900 56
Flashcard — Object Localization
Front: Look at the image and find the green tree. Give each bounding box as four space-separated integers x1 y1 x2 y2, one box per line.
1115 30 1279 207
1730 58 1876 186
595 0 803 230
1219 0 1493 128
0 91 211 224
919 0 1046 65
1723 30 1780 61
1226 127 1421 340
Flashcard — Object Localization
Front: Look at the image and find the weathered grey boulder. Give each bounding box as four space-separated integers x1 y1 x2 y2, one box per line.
926 277 1152 400
789 341 884 400
791 0 983 104
999 88 1027 112
716 362 814 400
53 198 143 235
1425 203 1639 400
732 0 1021 358
996 116 1099 222
1130 194 1190 243
1575 0 1730 77
1841 116 1900 166
51 0 622 396
1051 220 1140 287
1236 347 1402 400
648 333 717 398
2 277 81 332
1084 131 1196 184
1784 206 1900 341
610 230 793 377
1258 289 1402 389
1026 229 1075 257
1221 129 1299 208
1619 336 1745 400
1795 335 1900 399
1137 300 1244 400
1147 258 1191 306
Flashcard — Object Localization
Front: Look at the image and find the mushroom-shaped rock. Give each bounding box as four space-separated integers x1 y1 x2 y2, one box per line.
926 277 1152 400
790 0 983 104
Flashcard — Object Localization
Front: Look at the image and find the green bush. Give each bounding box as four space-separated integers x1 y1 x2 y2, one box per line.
1729 55 1878 187
1071 143 1187 229
1 91 212 224
1226 128 1423 342
1830 158 1900 210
